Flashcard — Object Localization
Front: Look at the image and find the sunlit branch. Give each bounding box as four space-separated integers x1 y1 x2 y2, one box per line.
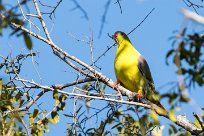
1 3 203 134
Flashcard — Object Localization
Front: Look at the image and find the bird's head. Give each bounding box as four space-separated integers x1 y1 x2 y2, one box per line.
112 31 130 44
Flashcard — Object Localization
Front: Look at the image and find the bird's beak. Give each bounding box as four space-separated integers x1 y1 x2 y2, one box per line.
112 35 115 39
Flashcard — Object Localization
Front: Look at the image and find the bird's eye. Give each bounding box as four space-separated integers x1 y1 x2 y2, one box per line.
114 33 118 38
121 33 124 36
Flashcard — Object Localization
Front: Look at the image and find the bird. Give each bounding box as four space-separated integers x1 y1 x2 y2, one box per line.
112 31 165 111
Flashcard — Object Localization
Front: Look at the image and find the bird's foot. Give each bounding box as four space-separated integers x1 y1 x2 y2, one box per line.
111 81 120 89
137 89 143 101
111 81 123 100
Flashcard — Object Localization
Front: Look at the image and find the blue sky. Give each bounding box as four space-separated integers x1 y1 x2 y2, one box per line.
1 0 204 135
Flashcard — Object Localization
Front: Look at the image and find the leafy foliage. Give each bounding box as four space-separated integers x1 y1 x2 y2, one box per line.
0 0 32 50
0 53 67 135
0 0 204 136
166 28 204 88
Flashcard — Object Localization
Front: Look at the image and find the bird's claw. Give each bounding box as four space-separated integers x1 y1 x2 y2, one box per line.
111 81 120 89
136 90 143 102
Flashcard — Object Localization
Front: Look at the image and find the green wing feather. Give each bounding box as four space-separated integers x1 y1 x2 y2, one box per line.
137 55 165 108
138 56 155 91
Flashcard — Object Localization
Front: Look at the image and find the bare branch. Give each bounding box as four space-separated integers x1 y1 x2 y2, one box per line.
92 43 115 69
2 73 203 135
128 8 155 35
89 31 95 67
93 8 155 65
182 0 204 14
98 0 111 38
17 0 40 32
53 78 95 90
33 0 52 42
70 0 89 20
181 8 204 24
1 8 203 135
114 0 122 14
39 0 63 19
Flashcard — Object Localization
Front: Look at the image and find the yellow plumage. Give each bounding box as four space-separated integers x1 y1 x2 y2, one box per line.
113 31 154 98
114 34 146 94
112 31 165 110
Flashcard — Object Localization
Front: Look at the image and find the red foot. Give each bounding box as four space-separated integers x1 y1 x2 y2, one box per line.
137 90 143 101
111 81 120 89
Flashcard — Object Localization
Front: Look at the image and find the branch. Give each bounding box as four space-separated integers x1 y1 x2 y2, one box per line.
181 8 204 24
98 0 111 38
53 77 95 90
182 0 204 14
33 0 52 42
114 0 122 14
17 78 151 108
1 9 203 136
39 0 63 19
70 0 89 20
127 8 155 35
8 77 204 135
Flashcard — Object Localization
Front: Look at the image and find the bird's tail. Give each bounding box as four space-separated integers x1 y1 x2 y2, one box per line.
147 91 168 116
151 100 168 116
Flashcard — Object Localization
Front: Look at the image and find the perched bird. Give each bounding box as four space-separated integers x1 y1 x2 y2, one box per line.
112 31 164 110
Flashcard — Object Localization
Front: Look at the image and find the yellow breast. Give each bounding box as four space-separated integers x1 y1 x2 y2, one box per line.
114 41 146 93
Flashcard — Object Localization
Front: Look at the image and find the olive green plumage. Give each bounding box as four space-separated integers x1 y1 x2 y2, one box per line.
112 31 164 109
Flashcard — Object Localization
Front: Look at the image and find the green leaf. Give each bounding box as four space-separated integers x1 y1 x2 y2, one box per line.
194 116 202 129
180 95 190 103
29 114 34 125
63 114 74 118
53 90 59 107
23 32 32 50
169 124 178 133
42 118 49 132
111 122 122 130
169 108 176 122
150 110 159 123
33 109 39 119
15 91 22 101
165 49 175 65
58 94 67 111
0 78 2 97
5 68 9 73
48 111 59 124
76 105 82 114
82 82 91 90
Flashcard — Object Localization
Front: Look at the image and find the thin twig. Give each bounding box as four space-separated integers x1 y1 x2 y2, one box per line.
98 0 111 38
53 78 95 90
92 43 115 67
1 10 203 135
93 8 155 65
70 0 89 20
73 92 78 136
114 0 122 14
39 0 63 19
89 31 95 67
128 8 155 35
33 0 52 42
182 0 204 14
17 0 40 33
